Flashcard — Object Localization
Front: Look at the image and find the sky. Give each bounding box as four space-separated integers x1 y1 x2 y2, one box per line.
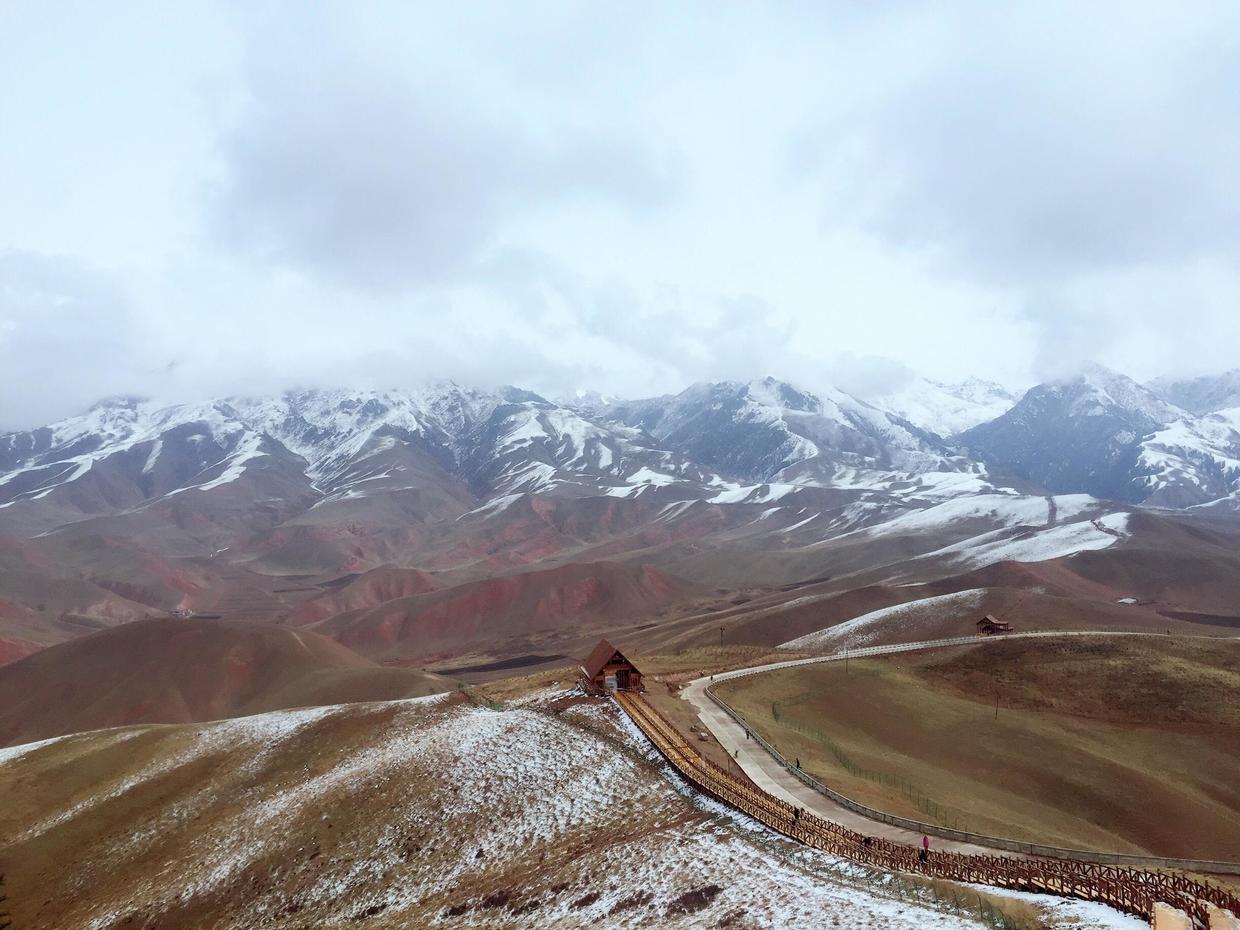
1 1 1238 428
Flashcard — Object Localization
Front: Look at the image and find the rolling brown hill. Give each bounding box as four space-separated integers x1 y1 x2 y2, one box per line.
308 560 709 661
287 566 444 623
0 617 451 747
0 690 1057 930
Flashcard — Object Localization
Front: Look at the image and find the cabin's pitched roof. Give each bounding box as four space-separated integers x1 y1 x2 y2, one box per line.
581 638 635 679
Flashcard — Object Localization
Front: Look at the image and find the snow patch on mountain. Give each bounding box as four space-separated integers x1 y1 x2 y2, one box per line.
866 377 1017 437
1060 364 1185 424
925 514 1128 570
1148 370 1240 416
783 589 986 650
7 694 1125 930
1138 408 1240 504
861 493 1052 538
708 482 800 504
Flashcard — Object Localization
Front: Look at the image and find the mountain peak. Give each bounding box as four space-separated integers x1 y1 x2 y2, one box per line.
745 377 822 414
87 395 149 414
1045 363 1184 425
865 377 1017 437
1148 369 1240 416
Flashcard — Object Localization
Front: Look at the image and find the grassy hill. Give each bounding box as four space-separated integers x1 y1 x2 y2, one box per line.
0 617 451 746
0 689 1116 930
716 635 1240 860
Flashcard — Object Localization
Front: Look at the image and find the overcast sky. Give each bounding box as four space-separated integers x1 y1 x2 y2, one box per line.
2 1 1238 427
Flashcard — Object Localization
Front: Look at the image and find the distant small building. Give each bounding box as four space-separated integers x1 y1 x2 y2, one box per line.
580 638 645 693
977 614 1012 635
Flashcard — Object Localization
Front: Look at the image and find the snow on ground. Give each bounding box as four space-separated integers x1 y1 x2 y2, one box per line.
830 489 1109 549
1139 409 1240 499
9 704 338 847
0 694 1148 930
782 590 987 650
457 491 525 519
927 515 1128 570
865 377 1018 438
0 725 145 767
977 886 1149 930
862 493 1051 538
0 399 272 507
624 465 677 486
900 469 996 498
707 482 801 504
168 430 268 495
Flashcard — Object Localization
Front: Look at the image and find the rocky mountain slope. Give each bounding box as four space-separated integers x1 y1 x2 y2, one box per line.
595 376 961 484
1148 369 1240 416
960 365 1240 507
863 376 1018 438
1 369 1239 673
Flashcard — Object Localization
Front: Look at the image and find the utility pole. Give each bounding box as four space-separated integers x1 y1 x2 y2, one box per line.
719 625 724 649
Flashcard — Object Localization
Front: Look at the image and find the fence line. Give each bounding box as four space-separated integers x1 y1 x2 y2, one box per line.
615 690 1240 926
701 633 1240 876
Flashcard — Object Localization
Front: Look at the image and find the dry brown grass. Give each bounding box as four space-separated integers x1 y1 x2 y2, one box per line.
635 645 810 683
0 690 1080 930
472 664 579 702
718 636 1240 860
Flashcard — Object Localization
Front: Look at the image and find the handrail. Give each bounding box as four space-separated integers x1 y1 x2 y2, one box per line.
615 691 1240 925
705 685 1240 876
699 631 1240 875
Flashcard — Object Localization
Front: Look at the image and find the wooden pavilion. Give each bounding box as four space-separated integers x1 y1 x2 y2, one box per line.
580 638 645 693
977 614 1013 635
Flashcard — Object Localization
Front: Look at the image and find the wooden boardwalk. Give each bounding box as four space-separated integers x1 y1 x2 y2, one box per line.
616 690 1240 926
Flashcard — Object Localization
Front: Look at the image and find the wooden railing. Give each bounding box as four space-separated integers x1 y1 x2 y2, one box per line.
706 683 1240 876
615 691 1240 926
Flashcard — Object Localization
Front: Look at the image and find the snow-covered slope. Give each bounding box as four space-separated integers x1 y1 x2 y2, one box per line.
1148 370 1240 416
0 691 1147 930
959 365 1190 503
1138 408 1240 508
865 377 1018 438
9 369 1239 528
784 589 987 649
598 376 963 487
0 386 730 523
0 396 314 512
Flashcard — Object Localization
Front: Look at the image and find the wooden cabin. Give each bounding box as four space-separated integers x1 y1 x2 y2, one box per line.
977 614 1012 635
580 638 645 693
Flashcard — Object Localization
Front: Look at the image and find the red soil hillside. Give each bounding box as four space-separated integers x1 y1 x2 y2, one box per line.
287 566 444 624
312 561 707 659
0 617 451 747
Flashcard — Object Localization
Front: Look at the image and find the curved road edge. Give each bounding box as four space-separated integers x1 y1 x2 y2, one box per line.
678 630 1240 874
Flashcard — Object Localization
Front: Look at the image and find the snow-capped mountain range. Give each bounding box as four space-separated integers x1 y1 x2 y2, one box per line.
3 366 1240 530
5 365 1240 668
961 365 1240 508
864 377 1018 438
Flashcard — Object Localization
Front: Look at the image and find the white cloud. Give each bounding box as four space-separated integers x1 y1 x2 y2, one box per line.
0 1 1237 427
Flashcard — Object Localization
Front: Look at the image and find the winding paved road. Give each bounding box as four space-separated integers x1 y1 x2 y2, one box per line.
678 631 1214 856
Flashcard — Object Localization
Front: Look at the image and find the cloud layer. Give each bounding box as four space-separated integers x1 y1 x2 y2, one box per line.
1 1 1238 427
